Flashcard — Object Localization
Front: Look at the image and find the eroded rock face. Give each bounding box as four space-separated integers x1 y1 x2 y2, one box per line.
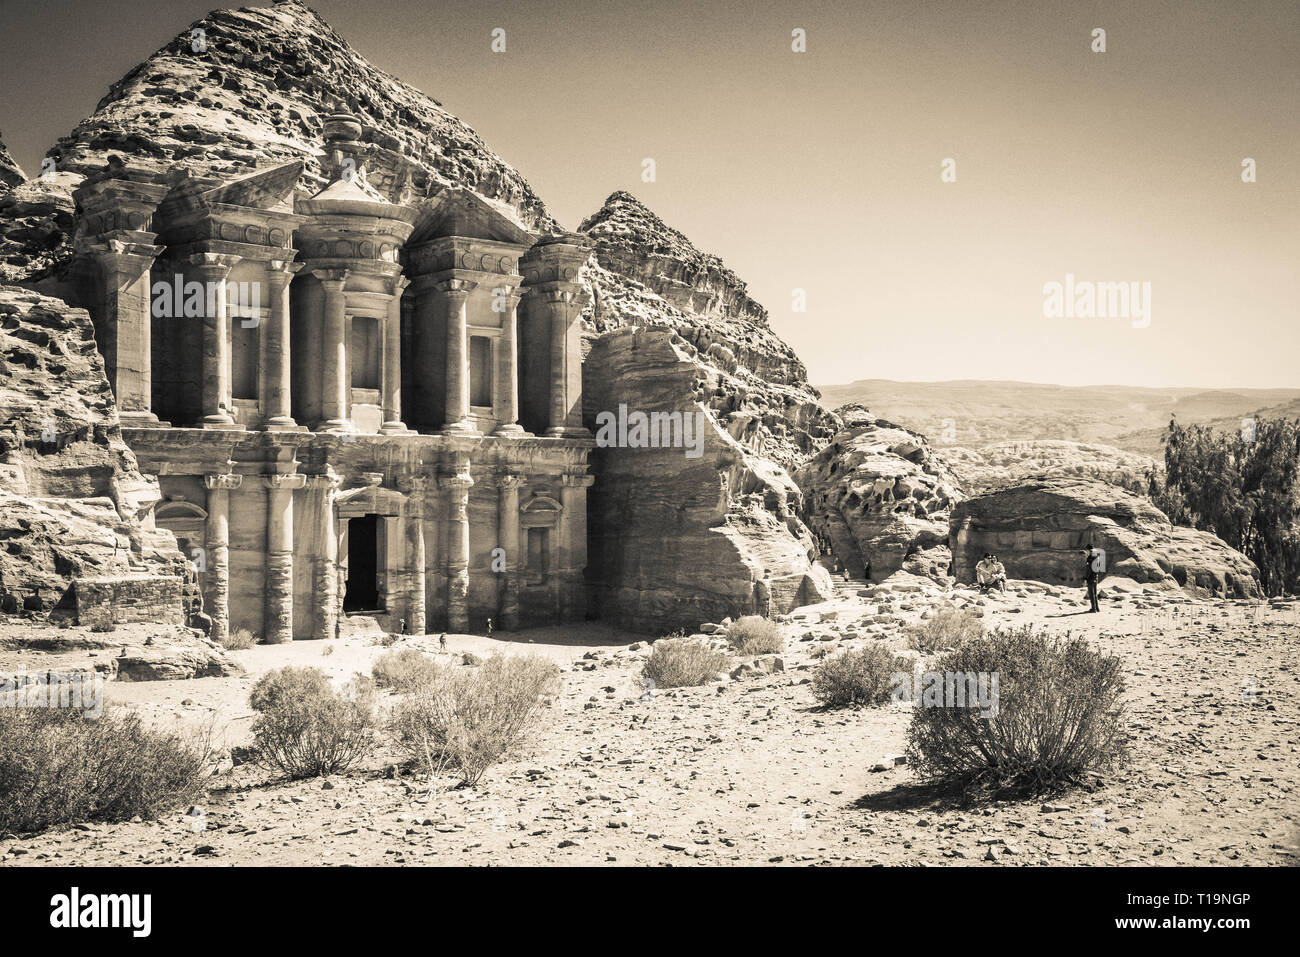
0 134 25 190
578 192 837 471
0 286 186 615
795 404 963 581
950 477 1261 598
584 327 831 632
1 0 554 283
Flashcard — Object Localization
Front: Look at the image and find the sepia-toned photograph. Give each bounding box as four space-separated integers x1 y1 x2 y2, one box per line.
0 0 1293 936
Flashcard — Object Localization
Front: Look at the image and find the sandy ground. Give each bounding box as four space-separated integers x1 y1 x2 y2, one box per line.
3 578 1298 867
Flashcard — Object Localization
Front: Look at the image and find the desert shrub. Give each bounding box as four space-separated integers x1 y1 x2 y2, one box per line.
812 644 908 709
0 707 210 834
391 654 560 787
726 616 784 655
222 627 257 650
248 667 378 780
372 647 440 694
905 605 984 654
905 625 1128 797
642 634 730 688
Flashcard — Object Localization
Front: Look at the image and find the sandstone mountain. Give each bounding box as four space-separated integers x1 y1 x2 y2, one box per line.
2 0 554 285
950 477 1261 598
0 286 190 620
578 191 835 471
795 404 963 581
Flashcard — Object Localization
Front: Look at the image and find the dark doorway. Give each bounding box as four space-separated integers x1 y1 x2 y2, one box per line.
344 514 380 611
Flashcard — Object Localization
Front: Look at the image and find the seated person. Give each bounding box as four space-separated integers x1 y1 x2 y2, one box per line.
975 553 995 591
988 556 1008 593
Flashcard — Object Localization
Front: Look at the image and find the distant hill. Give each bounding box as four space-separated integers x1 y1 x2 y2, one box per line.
814 380 1300 457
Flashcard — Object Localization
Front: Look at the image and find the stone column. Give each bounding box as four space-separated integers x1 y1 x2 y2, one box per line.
381 276 413 434
496 473 524 628
263 473 306 643
401 476 427 634
191 254 241 428
203 472 242 644
494 286 525 435
263 261 303 430
94 243 163 424
559 473 594 621
308 469 341 641
315 267 351 431
439 278 477 433
441 462 474 631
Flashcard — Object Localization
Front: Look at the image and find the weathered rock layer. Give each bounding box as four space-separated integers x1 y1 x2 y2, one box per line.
0 286 188 620
949 477 1261 598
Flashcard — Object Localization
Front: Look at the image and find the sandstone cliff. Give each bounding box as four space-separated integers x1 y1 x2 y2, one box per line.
949 477 1261 598
795 404 963 581
584 327 831 631
576 193 838 630
0 286 188 618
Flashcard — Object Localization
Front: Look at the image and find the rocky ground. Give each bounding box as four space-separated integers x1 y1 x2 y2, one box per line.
3 573 1296 867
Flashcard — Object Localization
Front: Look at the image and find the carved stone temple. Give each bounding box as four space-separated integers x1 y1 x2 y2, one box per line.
66 110 595 642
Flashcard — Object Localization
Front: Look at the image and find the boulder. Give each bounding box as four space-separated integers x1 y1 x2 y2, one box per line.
949 477 1261 598
795 404 963 580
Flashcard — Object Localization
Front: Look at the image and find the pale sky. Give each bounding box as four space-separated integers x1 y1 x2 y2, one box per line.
2 0 1296 388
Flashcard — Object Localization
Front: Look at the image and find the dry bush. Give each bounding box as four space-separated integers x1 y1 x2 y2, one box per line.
222 627 257 650
0 707 210 834
905 625 1129 797
905 605 984 654
372 646 440 694
248 667 378 780
726 616 784 655
642 633 730 688
812 644 907 709
391 654 560 787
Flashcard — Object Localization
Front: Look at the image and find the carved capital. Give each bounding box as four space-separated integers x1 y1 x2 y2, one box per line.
539 288 574 305
496 472 525 490
432 278 477 299
312 266 350 287
561 473 595 489
186 252 242 279
204 472 243 491
266 260 305 287
264 473 307 491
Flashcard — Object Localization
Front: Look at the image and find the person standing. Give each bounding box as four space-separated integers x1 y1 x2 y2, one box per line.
1083 548 1100 613
486 617 494 638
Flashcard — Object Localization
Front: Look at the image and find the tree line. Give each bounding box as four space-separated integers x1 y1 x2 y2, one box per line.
1149 416 1300 597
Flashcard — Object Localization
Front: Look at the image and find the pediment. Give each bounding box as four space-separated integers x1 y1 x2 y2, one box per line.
408 188 535 247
